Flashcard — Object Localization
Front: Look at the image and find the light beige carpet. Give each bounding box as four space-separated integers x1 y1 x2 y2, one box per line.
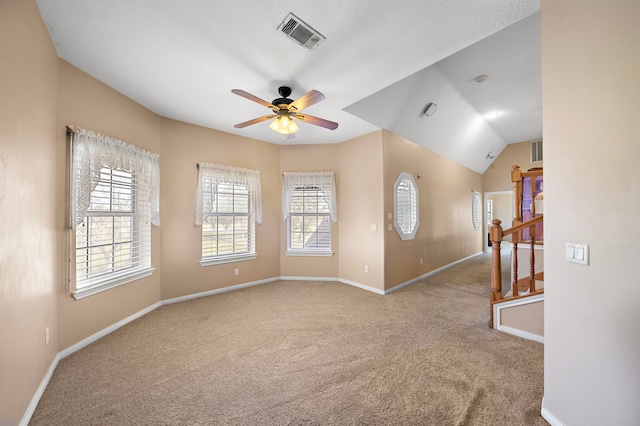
30 253 546 425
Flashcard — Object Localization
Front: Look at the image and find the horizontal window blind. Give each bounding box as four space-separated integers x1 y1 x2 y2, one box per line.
75 168 151 288
396 180 417 234
288 187 331 252
393 172 419 241
472 191 482 230
201 179 254 259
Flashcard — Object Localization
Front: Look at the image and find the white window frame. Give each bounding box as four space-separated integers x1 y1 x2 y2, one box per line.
394 172 419 241
196 163 262 266
282 171 336 257
70 127 159 300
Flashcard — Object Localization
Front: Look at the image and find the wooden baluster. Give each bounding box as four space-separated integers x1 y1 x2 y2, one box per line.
529 175 537 293
512 241 519 297
511 165 523 287
511 165 523 226
530 224 536 293
489 219 504 329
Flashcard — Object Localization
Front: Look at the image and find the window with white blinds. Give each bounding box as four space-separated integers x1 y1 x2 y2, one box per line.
196 163 261 266
472 191 482 230
69 127 159 299
282 171 336 256
201 180 253 260
287 187 332 254
75 168 151 291
394 172 419 241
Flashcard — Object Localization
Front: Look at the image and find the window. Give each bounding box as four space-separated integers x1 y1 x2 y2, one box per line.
394 172 419 240
196 163 262 266
282 171 337 256
472 191 482 230
70 127 159 299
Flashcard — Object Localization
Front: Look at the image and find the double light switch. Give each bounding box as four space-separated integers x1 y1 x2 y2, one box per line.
566 242 589 265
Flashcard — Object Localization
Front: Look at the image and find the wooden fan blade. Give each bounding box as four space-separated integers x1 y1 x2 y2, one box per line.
231 89 276 109
234 114 276 128
289 90 325 112
294 113 338 130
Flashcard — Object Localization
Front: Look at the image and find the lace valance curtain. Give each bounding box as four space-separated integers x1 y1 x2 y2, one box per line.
70 127 160 229
195 163 262 226
282 171 337 222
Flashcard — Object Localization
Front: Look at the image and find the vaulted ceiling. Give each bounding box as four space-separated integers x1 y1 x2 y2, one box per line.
36 0 541 173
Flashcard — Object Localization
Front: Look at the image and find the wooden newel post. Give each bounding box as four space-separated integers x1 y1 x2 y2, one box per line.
490 219 504 303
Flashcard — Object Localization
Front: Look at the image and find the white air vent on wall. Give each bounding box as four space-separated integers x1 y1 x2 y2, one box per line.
530 139 543 163
278 13 326 49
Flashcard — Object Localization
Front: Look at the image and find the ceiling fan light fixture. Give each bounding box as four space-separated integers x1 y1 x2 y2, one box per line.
269 113 299 135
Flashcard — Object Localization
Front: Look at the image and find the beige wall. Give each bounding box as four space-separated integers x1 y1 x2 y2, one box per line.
483 140 542 192
338 132 385 290
487 193 512 243
383 131 483 290
278 144 340 278
542 1 640 424
56 61 164 351
500 300 544 337
160 119 281 300
0 0 59 423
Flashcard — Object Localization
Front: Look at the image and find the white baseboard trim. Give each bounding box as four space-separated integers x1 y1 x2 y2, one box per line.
497 324 544 343
162 277 281 306
541 397 565 426
279 275 386 296
384 251 484 295
19 354 60 426
279 275 339 282
58 301 162 359
338 278 385 295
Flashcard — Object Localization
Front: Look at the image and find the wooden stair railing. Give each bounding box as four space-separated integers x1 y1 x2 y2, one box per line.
489 215 544 328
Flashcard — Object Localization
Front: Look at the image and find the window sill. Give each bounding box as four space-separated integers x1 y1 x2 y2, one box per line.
200 253 257 267
73 267 155 300
285 250 333 257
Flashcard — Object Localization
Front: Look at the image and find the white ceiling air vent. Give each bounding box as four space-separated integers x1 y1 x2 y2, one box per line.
278 13 326 49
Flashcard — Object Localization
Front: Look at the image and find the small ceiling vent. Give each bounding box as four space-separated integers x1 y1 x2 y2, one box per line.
278 13 326 49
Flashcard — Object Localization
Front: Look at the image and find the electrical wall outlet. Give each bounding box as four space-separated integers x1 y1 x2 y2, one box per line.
364 265 369 273
45 327 50 345
420 258 423 265
234 268 239 276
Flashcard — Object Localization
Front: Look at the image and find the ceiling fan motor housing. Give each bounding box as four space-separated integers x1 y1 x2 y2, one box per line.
273 86 293 106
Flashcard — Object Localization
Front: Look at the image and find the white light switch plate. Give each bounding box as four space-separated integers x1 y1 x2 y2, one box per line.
566 242 589 265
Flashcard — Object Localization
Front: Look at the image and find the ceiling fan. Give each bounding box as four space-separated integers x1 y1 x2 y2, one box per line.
232 86 338 138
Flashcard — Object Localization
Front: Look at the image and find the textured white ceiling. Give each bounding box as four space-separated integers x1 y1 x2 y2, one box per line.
35 0 541 172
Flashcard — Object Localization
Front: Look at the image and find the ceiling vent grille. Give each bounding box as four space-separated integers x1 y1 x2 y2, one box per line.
530 139 543 163
278 13 326 49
